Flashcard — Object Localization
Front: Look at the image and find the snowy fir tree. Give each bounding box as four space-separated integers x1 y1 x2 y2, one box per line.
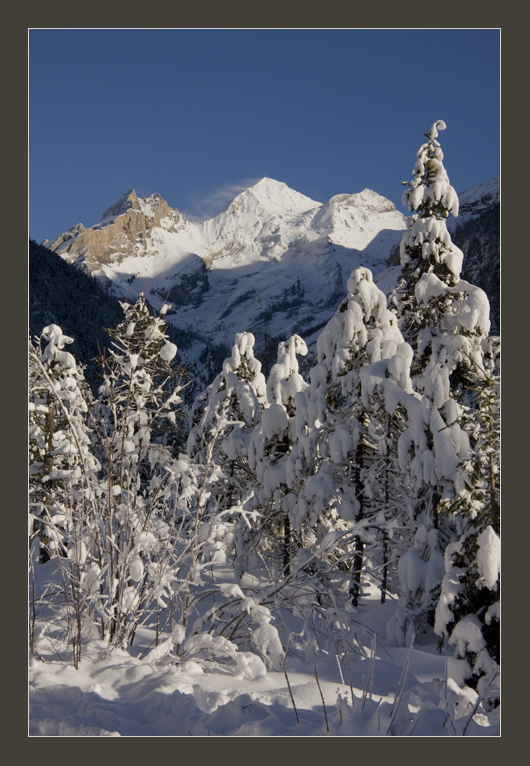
386 121 496 648
243 334 309 578
286 268 414 608
186 332 269 583
187 332 266 512
434 335 500 697
29 325 99 564
93 293 186 478
356 340 418 605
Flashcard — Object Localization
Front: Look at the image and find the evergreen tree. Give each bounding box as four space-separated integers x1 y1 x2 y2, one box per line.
29 325 99 563
386 121 494 646
244 335 308 578
287 268 412 606
92 293 186 494
434 336 500 696
188 332 266 469
357 343 418 604
186 332 267 568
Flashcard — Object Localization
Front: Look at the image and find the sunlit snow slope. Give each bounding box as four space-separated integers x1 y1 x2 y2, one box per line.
45 178 407 354
455 176 500 223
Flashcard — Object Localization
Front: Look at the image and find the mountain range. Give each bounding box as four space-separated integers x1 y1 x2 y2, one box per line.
42 179 407 364
36 175 499 382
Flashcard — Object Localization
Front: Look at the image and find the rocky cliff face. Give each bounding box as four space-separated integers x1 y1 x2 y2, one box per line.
43 189 187 273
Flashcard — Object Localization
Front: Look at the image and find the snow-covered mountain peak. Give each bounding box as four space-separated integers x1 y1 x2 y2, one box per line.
310 187 405 244
137 192 172 219
321 188 398 216
224 178 321 219
43 188 187 272
353 187 399 210
44 177 409 354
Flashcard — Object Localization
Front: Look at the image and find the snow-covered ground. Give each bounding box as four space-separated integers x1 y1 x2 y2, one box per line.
29 561 499 737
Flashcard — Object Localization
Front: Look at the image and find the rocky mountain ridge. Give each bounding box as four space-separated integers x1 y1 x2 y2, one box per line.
44 189 187 272
43 179 408 363
41 175 499 374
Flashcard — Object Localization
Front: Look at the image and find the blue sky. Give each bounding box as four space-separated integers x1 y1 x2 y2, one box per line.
29 29 500 244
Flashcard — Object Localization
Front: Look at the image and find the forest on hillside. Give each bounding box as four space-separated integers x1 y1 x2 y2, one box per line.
29 122 499 736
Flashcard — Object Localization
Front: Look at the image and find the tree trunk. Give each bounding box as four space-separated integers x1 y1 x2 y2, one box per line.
380 532 388 605
350 439 365 607
431 488 441 530
39 392 56 563
283 514 291 577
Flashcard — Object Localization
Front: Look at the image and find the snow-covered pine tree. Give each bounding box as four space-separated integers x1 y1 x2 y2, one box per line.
186 332 267 573
287 268 412 607
187 332 266 509
392 120 460 363
29 326 99 563
244 334 308 578
386 121 493 646
357 341 418 604
93 293 185 483
434 336 500 697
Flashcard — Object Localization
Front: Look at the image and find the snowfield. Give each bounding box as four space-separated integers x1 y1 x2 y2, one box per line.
29 571 499 737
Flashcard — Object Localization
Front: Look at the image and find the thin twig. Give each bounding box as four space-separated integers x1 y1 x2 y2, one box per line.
339 624 355 707
363 632 377 708
334 639 345 686
314 664 329 732
387 634 415 733
283 663 300 724
462 696 482 736
281 637 300 724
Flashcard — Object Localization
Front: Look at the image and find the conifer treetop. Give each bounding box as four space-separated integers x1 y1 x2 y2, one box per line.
222 332 266 396
266 334 308 410
402 120 459 220
39 324 77 370
394 120 491 344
